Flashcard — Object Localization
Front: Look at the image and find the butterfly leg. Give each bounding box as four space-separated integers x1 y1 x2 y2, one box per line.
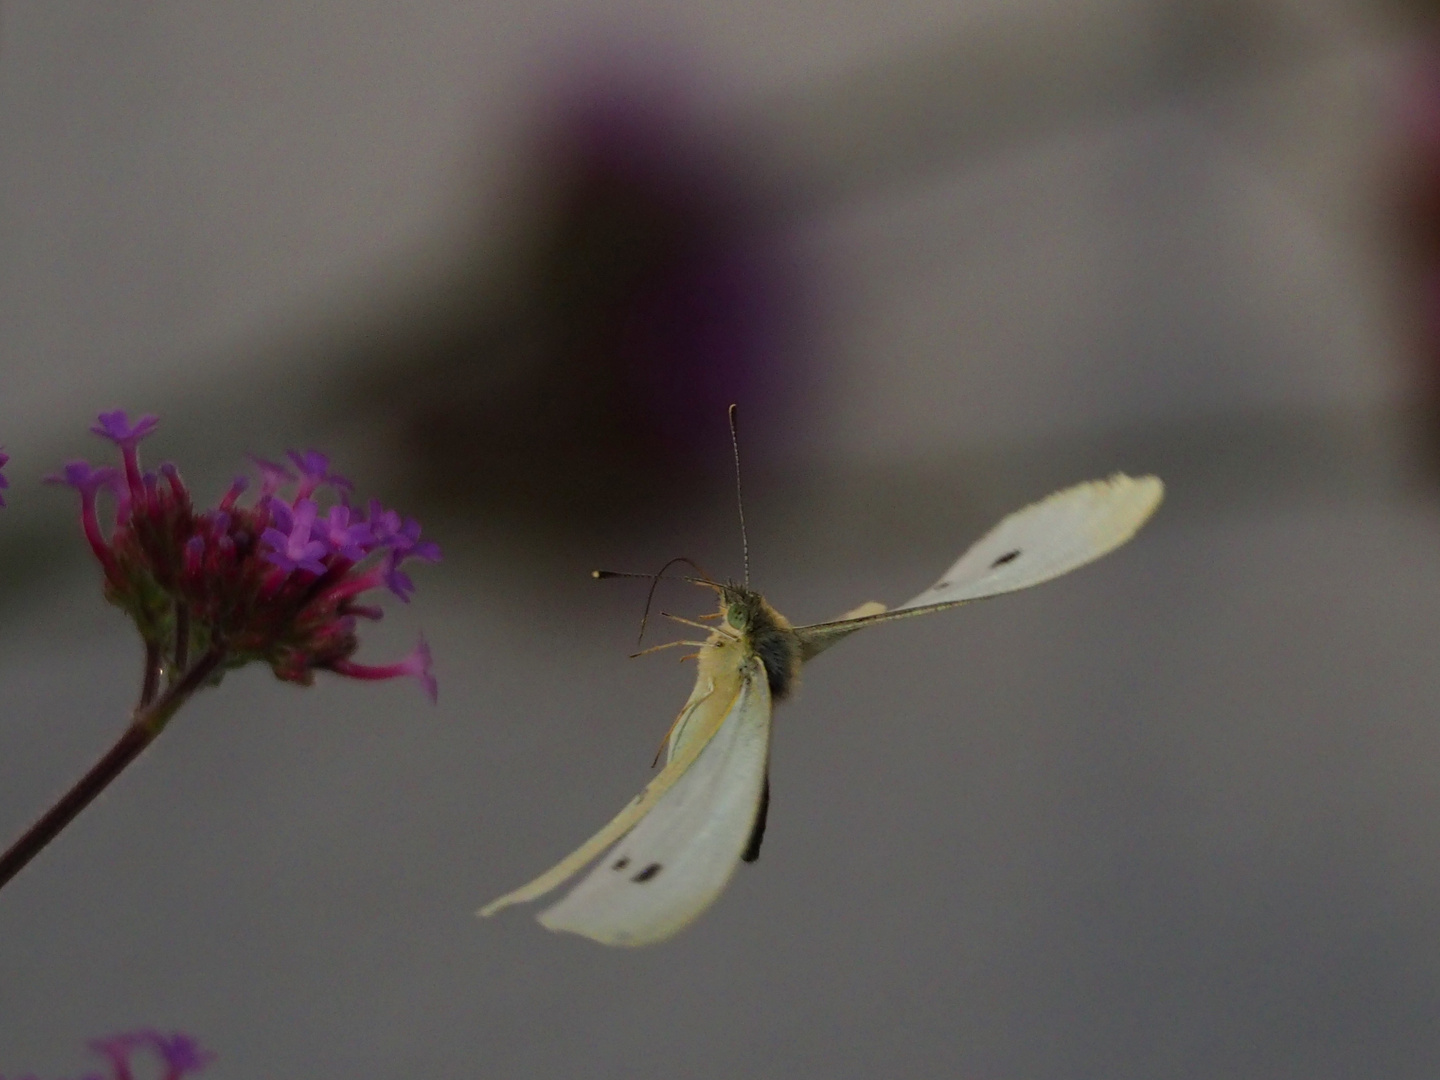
650 683 717 767
629 640 707 659
661 612 739 639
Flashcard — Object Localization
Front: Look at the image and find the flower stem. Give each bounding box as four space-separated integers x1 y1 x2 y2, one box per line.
139 639 161 708
0 647 226 895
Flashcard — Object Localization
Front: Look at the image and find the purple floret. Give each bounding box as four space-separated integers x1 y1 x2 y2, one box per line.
46 461 119 496
260 498 328 575
317 504 374 561
374 513 442 602
287 449 352 497
90 410 159 446
369 504 442 561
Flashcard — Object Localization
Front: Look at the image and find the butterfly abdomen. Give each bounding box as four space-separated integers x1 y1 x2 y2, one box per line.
749 622 801 700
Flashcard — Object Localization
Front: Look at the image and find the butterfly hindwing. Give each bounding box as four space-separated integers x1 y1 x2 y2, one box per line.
478 661 746 920
538 656 772 946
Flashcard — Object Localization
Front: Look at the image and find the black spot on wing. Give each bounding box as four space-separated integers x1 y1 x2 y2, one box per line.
612 857 630 871
632 863 662 882
741 775 770 863
990 549 1021 568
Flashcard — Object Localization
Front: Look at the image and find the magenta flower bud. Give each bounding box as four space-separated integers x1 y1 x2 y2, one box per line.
331 635 437 702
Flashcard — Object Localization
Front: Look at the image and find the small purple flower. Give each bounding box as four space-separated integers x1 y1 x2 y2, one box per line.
260 498 328 575
382 545 440 603
368 501 404 544
89 411 160 504
47 461 120 495
287 449 352 499
369 505 442 600
45 462 122 571
317 504 374 561
382 556 418 603
89 411 159 447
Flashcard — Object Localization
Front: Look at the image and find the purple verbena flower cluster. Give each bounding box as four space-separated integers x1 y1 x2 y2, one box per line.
50 411 439 700
0 1028 211 1080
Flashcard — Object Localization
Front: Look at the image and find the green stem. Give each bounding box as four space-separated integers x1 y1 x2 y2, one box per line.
0 647 226 895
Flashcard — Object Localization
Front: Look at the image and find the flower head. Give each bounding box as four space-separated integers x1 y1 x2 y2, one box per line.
54 412 442 698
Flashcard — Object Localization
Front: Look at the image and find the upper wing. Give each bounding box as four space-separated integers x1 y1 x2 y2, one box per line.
536 656 772 946
795 474 1162 657
478 658 746 922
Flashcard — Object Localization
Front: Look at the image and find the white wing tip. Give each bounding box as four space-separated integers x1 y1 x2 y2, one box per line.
537 905 691 947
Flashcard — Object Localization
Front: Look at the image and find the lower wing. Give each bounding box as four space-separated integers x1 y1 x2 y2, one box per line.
536 656 772 945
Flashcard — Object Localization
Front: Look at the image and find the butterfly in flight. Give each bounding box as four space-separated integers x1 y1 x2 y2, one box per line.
481 466 1163 946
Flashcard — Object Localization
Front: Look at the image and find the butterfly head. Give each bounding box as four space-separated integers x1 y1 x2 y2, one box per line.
719 582 764 632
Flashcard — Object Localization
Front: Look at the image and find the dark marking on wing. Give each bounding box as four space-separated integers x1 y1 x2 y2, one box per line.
612 857 630 871
741 774 770 863
990 549 1021 568
632 863 662 882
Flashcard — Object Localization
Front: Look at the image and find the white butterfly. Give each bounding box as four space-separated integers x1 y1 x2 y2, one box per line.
480 473 1164 946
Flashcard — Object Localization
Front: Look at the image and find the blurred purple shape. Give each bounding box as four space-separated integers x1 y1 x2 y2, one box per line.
354 63 812 528
539 74 804 453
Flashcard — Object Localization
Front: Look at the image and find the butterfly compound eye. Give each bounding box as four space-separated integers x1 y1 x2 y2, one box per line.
726 604 748 630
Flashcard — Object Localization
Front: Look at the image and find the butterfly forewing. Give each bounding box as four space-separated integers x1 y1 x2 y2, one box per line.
795 474 1161 654
538 657 772 946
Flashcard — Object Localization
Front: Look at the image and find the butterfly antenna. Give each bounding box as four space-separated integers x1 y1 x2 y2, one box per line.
729 403 750 588
593 557 716 646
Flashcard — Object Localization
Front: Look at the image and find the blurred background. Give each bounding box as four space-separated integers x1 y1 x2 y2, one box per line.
4 0 1440 1075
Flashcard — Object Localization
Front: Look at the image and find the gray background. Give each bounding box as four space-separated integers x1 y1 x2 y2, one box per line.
3 1 1438 1077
